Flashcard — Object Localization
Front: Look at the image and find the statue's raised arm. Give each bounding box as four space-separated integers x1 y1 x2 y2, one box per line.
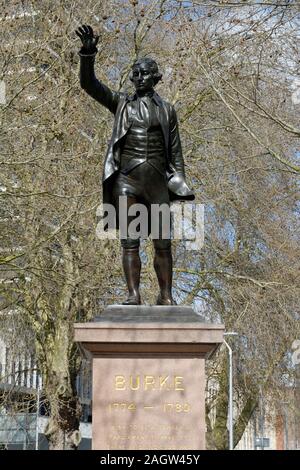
76 24 120 114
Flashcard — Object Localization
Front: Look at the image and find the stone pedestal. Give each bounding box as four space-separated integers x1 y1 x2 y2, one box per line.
74 305 224 450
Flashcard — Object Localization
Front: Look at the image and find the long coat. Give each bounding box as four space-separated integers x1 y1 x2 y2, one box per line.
79 52 194 207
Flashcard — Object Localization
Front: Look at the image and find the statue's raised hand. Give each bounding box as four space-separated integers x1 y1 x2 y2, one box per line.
76 24 99 54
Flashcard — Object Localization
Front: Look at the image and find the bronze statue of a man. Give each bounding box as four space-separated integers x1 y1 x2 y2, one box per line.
76 24 194 306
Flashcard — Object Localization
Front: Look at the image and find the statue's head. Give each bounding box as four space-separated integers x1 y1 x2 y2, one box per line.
130 57 162 92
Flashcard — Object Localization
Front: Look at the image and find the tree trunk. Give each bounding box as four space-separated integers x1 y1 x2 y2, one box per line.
40 322 82 450
45 393 81 450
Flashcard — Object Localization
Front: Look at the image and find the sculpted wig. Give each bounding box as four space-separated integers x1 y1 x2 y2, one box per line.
130 57 163 86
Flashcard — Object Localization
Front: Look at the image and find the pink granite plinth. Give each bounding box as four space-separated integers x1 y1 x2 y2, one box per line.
74 305 224 450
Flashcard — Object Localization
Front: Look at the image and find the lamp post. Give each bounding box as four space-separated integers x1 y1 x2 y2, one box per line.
35 376 42 451
35 386 40 450
224 332 238 450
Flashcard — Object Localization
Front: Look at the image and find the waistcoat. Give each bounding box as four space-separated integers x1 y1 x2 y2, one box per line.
120 96 166 175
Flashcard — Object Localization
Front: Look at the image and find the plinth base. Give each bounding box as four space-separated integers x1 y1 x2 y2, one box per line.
74 305 224 450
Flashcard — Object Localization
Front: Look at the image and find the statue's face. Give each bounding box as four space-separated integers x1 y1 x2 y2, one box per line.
131 62 155 92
